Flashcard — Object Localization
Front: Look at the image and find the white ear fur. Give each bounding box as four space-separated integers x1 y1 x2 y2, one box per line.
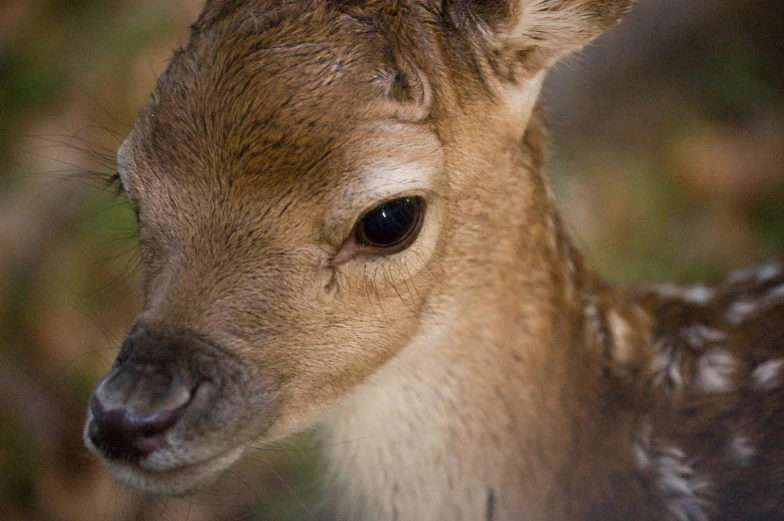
507 1 600 49
480 0 635 65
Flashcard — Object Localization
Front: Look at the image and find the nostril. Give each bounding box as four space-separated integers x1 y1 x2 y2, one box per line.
89 395 188 461
90 395 185 433
88 365 193 462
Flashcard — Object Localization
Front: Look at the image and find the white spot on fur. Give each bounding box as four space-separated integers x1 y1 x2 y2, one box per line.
730 435 755 466
653 284 715 305
545 213 559 257
584 298 605 349
608 310 631 341
725 300 757 325
683 285 716 304
764 284 784 302
608 310 633 364
725 285 784 325
683 325 728 348
757 263 784 283
751 359 784 391
696 349 736 393
728 262 783 284
634 426 711 521
653 329 732 392
651 340 683 390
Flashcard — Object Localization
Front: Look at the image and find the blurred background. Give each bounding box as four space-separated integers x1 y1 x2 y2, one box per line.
0 0 782 520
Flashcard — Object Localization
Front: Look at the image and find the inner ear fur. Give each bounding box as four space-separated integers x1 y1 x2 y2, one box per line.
459 0 635 65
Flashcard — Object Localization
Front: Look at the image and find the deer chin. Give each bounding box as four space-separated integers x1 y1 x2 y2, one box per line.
97 445 246 496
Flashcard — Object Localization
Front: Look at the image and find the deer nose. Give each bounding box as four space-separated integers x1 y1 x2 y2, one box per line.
87 361 192 462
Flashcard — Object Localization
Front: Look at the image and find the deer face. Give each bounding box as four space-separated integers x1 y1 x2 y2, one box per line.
84 0 633 495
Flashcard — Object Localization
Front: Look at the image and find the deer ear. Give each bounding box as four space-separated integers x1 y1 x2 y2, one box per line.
459 0 635 66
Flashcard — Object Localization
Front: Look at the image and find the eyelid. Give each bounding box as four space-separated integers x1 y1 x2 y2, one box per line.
324 161 434 236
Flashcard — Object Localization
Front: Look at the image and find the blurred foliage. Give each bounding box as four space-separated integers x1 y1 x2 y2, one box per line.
0 0 782 520
545 0 784 284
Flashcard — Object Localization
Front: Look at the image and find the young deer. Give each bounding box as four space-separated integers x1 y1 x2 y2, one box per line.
83 1 784 520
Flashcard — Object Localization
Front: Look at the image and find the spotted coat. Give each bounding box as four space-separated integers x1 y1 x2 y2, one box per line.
628 260 784 521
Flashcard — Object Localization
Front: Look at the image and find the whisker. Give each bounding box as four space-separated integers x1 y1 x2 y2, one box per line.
72 83 134 134
244 454 317 520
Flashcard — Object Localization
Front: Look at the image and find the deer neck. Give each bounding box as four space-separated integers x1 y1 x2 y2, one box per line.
320 116 653 521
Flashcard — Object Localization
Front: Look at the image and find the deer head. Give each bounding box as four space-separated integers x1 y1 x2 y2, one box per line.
84 0 634 496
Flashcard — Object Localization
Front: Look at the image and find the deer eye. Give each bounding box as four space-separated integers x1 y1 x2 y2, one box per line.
354 197 425 253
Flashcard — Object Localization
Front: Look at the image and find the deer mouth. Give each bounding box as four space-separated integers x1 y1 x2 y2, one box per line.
93 441 247 496
83 387 249 495
83 326 276 494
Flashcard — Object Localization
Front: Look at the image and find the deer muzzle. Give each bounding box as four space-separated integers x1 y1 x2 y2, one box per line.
83 325 271 494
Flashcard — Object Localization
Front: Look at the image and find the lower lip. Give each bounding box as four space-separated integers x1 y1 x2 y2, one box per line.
109 450 238 493
132 460 207 481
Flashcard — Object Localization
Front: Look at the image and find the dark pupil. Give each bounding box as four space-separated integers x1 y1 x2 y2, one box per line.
359 197 421 248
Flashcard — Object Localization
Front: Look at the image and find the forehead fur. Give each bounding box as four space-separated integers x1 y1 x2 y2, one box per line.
132 1 433 187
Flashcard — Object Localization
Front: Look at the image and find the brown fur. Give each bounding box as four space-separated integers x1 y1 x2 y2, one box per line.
83 1 784 520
